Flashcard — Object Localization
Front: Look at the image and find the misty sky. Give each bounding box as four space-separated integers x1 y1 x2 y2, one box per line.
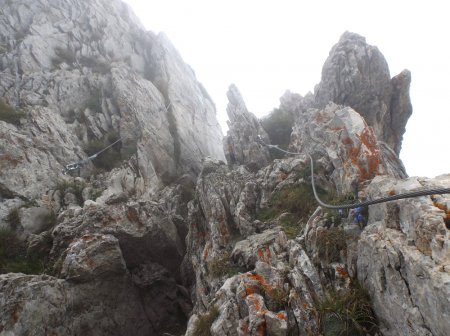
123 0 450 178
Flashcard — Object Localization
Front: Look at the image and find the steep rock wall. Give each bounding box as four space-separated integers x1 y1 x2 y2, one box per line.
0 0 224 200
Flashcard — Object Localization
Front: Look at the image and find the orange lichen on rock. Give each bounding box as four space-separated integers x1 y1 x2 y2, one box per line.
257 246 272 263
248 294 262 312
246 273 274 296
277 312 287 320
245 286 256 296
432 200 450 229
341 137 353 146
278 172 289 181
240 321 250 334
257 323 266 336
345 127 382 182
203 246 209 259
336 266 349 279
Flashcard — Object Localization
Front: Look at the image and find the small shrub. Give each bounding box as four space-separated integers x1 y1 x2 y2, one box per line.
315 282 379 335
0 100 25 125
84 89 102 112
258 184 327 224
208 253 239 278
5 208 21 230
192 305 219 336
0 229 47 275
279 213 304 239
42 211 57 228
316 227 347 263
269 287 290 310
56 180 85 206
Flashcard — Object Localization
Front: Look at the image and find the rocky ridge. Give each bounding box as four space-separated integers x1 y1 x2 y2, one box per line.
0 2 449 335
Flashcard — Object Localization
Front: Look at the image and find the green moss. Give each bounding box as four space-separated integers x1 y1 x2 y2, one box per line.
192 305 219 336
0 100 25 125
0 229 47 275
315 282 379 336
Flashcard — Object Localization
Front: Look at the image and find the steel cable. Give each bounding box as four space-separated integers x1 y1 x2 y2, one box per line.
259 139 450 209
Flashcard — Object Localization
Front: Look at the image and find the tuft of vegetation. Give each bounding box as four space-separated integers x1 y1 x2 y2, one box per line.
53 47 77 65
279 213 304 239
5 208 21 230
0 229 48 275
260 108 295 159
315 281 379 336
316 227 347 263
56 180 85 206
83 131 137 171
79 56 111 74
192 305 219 336
208 253 240 278
269 287 290 310
84 88 102 113
258 183 327 225
0 100 25 125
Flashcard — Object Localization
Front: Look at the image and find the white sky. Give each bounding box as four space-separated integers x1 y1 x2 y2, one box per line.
123 0 450 178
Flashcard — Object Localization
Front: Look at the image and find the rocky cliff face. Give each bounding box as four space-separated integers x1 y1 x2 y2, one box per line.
1 4 448 335
0 0 222 335
0 0 224 200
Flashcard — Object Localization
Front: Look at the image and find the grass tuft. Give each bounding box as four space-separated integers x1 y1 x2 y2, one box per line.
0 100 25 125
208 253 240 278
316 227 347 263
0 229 48 275
315 281 379 336
192 305 219 336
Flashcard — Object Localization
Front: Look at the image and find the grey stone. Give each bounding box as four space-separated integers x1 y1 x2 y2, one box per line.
314 32 412 155
223 84 271 171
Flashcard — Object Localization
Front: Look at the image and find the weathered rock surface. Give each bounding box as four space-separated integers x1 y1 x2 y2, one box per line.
314 32 412 155
290 102 407 195
0 183 193 335
1 5 447 335
223 84 271 171
0 0 224 201
358 175 450 336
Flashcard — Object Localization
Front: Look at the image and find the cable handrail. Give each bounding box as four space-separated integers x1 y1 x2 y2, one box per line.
62 137 123 174
258 137 450 209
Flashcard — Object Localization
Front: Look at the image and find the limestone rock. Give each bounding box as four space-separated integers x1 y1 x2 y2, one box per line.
223 84 271 171
290 103 406 194
357 175 450 336
0 0 224 202
314 31 412 155
0 273 153 336
60 234 126 282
